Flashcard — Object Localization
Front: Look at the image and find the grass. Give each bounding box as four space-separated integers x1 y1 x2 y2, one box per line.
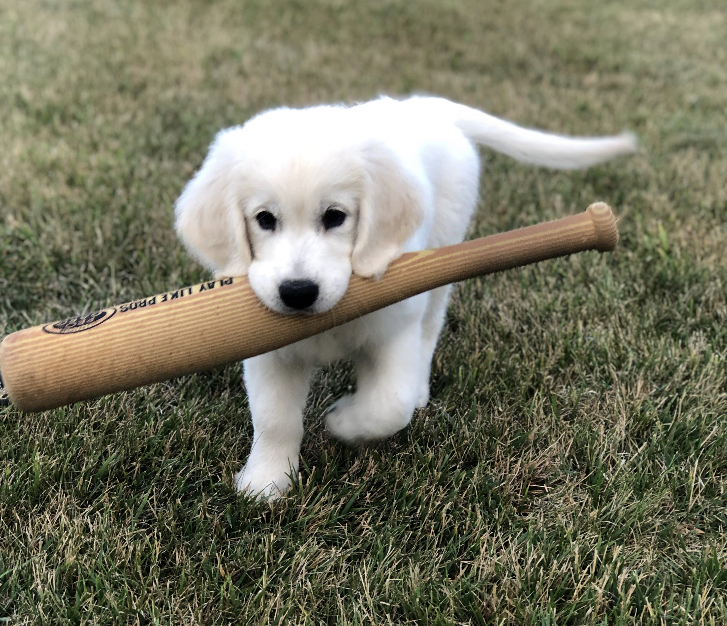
1 0 726 623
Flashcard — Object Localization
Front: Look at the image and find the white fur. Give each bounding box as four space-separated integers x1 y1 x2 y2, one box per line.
175 96 636 499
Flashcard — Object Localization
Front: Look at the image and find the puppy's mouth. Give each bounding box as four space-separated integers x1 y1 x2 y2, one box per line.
248 273 347 316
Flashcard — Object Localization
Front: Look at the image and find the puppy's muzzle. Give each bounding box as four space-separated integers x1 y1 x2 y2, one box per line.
278 279 319 311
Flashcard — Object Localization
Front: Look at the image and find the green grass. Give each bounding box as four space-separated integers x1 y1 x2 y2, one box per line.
1 0 726 623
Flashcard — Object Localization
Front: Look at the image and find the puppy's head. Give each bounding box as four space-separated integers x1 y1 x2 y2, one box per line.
175 106 424 314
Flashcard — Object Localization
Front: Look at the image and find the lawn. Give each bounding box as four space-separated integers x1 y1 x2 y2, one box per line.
1 0 726 623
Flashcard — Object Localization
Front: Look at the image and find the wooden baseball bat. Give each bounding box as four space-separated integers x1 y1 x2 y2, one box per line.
0 202 617 413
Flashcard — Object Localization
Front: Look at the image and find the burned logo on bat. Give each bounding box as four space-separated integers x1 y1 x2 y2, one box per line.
42 309 117 334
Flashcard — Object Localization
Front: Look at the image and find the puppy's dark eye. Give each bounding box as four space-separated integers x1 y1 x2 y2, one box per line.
255 211 277 231
322 208 347 230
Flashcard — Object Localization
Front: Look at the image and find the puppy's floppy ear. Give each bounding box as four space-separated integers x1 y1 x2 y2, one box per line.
175 129 251 277
351 141 426 278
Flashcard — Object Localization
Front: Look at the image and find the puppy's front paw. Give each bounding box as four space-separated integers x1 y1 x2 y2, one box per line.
326 394 413 444
233 461 295 501
416 381 430 409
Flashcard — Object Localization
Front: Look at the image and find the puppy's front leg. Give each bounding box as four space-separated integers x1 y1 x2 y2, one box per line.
235 352 312 499
326 317 423 443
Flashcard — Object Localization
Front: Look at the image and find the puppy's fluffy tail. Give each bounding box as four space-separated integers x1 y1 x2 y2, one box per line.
418 97 637 169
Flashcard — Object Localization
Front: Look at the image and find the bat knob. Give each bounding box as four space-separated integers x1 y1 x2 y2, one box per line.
587 202 619 252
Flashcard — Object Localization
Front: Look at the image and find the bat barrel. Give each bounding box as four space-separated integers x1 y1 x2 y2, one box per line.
0 203 617 413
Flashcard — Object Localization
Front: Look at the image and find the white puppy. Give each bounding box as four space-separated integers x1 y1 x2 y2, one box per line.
175 96 636 499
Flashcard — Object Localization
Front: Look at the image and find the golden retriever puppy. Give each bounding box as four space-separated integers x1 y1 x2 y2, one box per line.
175 96 636 499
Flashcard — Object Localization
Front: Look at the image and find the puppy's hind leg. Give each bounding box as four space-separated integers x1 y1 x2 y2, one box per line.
326 314 423 444
416 284 453 408
235 352 312 500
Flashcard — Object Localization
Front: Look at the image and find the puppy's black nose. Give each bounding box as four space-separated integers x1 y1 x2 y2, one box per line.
279 279 319 310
